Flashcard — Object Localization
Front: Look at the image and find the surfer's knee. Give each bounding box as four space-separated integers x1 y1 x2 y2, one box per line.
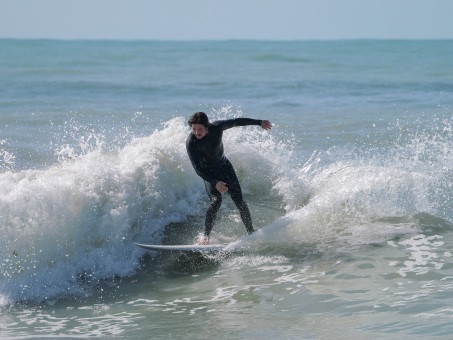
209 194 222 211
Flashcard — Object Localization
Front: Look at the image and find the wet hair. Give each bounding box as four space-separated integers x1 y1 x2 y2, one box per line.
188 112 210 128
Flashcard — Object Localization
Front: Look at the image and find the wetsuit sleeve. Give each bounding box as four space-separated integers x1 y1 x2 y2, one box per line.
186 135 217 186
216 118 262 131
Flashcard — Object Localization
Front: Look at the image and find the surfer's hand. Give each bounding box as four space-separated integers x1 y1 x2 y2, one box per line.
261 120 272 131
215 181 228 193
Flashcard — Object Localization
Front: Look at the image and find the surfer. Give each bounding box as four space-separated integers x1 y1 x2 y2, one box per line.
186 112 272 245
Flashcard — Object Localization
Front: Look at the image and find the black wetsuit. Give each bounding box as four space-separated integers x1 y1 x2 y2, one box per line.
186 118 262 237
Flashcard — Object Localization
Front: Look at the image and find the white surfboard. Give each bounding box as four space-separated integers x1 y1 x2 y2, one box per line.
134 242 226 253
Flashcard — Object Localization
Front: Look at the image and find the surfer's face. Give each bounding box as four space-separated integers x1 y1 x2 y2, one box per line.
192 124 208 139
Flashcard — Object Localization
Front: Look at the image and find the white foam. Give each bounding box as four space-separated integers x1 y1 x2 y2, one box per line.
0 118 202 303
0 116 288 304
2 113 452 304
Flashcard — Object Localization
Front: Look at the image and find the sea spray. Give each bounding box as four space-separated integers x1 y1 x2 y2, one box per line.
0 116 288 304
237 114 453 256
1 111 452 305
0 118 200 303
0 140 15 171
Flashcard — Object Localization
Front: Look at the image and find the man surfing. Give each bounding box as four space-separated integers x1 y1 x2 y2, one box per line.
186 112 272 244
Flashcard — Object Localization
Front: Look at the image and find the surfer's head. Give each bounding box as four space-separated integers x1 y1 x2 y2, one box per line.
188 112 210 128
188 112 210 139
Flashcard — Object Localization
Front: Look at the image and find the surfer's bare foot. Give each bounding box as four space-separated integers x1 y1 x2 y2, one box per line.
198 235 209 245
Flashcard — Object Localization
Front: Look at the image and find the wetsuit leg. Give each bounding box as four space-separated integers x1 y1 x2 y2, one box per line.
235 200 255 234
222 161 255 234
204 181 222 237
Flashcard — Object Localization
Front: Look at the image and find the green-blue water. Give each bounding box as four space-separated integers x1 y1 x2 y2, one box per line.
1 39 453 339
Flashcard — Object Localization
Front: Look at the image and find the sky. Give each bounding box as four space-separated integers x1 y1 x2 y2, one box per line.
1 0 453 41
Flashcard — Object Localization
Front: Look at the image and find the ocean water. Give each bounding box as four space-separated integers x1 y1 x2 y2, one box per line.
1 39 453 339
